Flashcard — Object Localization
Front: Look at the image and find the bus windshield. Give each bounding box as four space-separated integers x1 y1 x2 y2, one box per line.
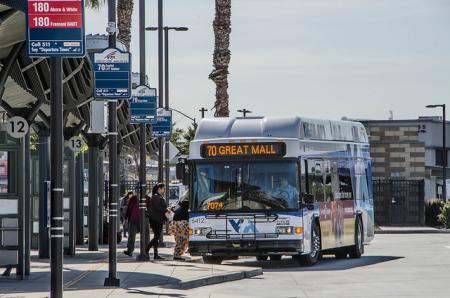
193 161 300 211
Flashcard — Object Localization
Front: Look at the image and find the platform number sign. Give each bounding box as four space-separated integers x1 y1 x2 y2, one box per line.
68 136 84 152
7 116 29 138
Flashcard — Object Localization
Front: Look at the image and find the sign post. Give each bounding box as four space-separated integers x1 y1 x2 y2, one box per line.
26 1 86 297
93 48 131 99
152 108 172 138
27 0 85 57
130 86 157 124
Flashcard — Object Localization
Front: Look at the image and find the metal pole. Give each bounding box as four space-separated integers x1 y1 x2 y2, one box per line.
88 144 99 251
75 153 84 245
443 104 447 202
158 0 164 183
104 0 120 287
50 57 63 298
137 0 149 261
38 131 50 258
164 28 170 204
24 132 31 275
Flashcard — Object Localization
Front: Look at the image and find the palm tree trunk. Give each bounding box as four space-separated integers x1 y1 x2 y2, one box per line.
209 0 231 117
117 0 134 50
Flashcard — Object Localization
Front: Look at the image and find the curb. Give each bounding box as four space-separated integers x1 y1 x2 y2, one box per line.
166 268 263 290
375 229 450 234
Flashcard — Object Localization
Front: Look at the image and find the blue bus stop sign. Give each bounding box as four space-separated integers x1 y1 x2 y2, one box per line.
152 108 172 137
93 48 131 99
130 85 157 124
26 0 86 57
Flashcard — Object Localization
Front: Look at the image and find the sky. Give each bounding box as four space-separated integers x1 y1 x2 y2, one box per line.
86 0 450 128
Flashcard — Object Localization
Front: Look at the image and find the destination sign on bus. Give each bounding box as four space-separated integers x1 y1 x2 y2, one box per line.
201 142 286 158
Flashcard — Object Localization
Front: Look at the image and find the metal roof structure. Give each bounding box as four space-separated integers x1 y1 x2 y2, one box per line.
0 1 157 153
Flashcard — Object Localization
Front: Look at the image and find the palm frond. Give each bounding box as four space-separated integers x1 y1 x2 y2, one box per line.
85 0 106 9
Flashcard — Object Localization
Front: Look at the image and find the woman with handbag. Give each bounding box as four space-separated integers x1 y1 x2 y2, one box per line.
145 183 168 260
171 190 190 261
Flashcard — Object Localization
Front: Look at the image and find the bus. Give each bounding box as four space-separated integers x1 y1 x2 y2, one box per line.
176 116 374 265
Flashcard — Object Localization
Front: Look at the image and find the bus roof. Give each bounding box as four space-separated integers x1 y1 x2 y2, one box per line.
194 116 368 143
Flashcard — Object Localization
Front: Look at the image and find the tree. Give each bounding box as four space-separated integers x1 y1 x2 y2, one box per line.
170 123 197 156
85 0 134 51
209 0 232 117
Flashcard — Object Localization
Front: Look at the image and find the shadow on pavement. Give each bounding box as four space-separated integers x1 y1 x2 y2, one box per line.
1 268 181 294
223 255 404 272
125 288 187 297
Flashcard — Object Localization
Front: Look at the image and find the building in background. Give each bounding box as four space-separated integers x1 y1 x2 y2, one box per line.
361 117 450 201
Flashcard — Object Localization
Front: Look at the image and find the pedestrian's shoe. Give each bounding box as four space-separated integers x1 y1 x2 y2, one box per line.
154 255 165 260
123 250 132 257
173 256 185 261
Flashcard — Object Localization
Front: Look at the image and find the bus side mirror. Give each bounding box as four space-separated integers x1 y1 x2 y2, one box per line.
176 159 189 186
303 193 315 205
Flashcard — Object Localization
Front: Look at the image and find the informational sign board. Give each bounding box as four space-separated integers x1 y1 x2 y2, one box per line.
152 108 172 137
7 116 30 138
130 85 157 124
68 136 85 152
27 0 85 57
93 48 131 99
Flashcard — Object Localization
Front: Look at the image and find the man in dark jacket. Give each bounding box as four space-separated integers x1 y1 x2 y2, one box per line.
123 194 140 256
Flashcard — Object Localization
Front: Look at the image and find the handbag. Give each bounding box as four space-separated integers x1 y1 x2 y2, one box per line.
165 210 174 222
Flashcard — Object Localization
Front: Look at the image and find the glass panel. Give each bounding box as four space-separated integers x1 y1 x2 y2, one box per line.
63 161 69 196
3 231 18 246
32 159 40 194
0 250 18 266
0 200 18 215
2 218 18 228
193 161 299 211
0 151 9 193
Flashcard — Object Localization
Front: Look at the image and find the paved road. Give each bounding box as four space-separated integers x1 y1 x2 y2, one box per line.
182 233 450 298
2 234 449 297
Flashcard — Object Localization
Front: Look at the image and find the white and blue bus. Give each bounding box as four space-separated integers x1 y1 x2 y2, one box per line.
176 117 374 265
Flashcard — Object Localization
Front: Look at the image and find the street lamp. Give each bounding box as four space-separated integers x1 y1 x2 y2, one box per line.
146 26 189 220
237 109 252 117
199 107 208 119
426 104 447 201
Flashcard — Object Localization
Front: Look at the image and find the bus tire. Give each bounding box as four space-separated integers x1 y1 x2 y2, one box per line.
202 256 223 264
269 255 282 261
256 256 268 261
349 217 364 259
299 221 321 266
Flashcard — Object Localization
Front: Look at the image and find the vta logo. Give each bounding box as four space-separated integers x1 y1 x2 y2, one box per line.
229 219 244 233
105 51 118 60
229 219 259 233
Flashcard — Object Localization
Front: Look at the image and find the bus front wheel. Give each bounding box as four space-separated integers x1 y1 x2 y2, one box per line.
202 256 223 264
298 222 321 266
349 217 364 259
256 255 268 261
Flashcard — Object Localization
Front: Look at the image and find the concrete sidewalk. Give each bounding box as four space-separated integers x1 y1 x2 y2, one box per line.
376 226 450 234
0 236 262 297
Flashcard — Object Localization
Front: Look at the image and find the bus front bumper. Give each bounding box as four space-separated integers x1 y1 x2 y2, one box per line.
189 240 303 257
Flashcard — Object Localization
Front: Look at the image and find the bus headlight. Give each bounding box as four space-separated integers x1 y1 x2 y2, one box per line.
276 226 294 234
192 227 212 236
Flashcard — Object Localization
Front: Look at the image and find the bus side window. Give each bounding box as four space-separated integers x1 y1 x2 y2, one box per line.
301 159 309 194
308 160 325 202
337 160 354 200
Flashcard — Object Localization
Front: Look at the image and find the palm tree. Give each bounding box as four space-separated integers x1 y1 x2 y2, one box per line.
209 0 231 117
85 0 134 50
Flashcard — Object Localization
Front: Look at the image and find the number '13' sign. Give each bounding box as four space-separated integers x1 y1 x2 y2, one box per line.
68 136 85 152
7 116 29 138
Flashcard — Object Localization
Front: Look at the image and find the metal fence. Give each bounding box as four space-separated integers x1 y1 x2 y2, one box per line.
372 179 425 226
